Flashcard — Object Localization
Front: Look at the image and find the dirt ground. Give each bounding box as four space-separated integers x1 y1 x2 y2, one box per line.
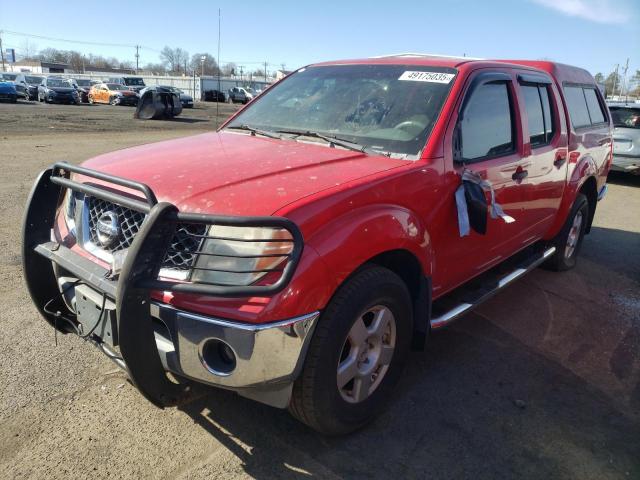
0 101 639 480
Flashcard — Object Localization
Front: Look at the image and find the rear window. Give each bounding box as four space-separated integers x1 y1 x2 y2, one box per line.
610 107 640 129
564 85 607 129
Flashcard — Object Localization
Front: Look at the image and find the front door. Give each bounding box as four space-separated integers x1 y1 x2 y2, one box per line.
434 69 533 295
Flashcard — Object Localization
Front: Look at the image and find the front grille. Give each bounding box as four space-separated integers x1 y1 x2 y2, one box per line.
85 196 206 270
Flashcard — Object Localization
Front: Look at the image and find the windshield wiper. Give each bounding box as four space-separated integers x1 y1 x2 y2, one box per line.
274 129 378 155
226 124 284 139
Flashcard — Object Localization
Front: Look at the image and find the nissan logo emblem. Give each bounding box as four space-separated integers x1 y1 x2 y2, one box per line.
96 211 120 247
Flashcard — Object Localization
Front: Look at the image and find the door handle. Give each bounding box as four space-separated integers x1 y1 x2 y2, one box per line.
512 168 528 182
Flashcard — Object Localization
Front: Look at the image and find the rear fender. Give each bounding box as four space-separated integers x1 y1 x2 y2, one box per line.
544 154 597 240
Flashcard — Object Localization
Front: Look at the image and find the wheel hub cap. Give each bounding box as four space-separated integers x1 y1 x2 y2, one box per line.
337 305 396 404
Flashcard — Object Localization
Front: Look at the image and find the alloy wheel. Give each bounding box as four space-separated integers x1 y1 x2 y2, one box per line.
337 305 396 403
565 210 583 259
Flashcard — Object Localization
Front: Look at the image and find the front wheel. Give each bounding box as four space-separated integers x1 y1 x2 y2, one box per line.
544 193 589 271
110 96 119 106
289 265 412 435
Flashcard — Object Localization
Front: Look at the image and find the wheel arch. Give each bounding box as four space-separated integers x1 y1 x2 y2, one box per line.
579 175 598 233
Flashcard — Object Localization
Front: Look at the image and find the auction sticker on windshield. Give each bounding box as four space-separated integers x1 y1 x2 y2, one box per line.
398 71 455 83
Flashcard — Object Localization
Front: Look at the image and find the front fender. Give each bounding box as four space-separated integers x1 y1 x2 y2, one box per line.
544 154 597 240
307 204 433 295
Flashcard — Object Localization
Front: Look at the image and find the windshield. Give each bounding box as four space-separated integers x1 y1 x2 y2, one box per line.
124 78 145 86
1 73 17 81
25 76 43 84
226 64 456 157
47 78 73 88
107 84 128 91
610 107 640 129
75 79 92 86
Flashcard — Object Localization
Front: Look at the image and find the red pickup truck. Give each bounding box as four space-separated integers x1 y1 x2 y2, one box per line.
23 54 611 434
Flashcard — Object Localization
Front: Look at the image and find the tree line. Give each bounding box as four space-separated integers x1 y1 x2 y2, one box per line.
18 44 270 78
594 69 640 97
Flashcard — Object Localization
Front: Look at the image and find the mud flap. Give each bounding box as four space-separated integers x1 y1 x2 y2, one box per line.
21 168 72 332
115 202 187 407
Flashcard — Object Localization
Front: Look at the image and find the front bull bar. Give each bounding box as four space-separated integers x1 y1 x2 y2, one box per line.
22 163 304 407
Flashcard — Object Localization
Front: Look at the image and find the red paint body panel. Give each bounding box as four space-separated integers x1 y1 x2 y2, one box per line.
63 56 611 323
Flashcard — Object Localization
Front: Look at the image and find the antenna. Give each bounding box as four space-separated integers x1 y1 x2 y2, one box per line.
216 8 221 125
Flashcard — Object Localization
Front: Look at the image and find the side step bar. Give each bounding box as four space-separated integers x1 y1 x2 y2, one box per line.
430 246 556 330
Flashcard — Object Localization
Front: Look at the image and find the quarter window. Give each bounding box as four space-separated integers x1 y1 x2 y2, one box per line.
460 82 515 161
521 84 555 147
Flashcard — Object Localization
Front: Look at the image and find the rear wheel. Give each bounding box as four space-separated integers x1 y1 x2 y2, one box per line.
544 193 589 271
289 265 412 435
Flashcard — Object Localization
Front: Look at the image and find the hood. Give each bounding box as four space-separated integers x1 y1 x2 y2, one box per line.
81 131 407 216
50 87 75 93
116 90 137 96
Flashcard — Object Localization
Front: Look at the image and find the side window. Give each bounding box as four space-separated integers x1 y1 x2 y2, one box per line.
521 84 555 147
564 86 591 128
564 85 606 128
584 88 605 124
460 82 515 161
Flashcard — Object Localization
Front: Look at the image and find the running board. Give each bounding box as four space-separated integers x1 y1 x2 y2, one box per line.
430 246 556 330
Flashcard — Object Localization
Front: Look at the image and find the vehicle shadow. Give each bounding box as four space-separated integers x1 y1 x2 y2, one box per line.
165 117 210 124
607 170 640 187
177 315 640 479
582 226 640 281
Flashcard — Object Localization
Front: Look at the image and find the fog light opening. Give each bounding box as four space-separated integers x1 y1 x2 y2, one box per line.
200 339 237 376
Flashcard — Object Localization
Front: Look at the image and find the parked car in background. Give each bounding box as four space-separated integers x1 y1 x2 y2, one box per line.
24 75 45 100
608 102 640 174
89 83 139 106
74 78 98 103
107 76 146 93
162 86 193 108
227 86 253 104
37 76 79 104
0 81 17 103
23 56 611 435
204 89 226 102
1 72 29 100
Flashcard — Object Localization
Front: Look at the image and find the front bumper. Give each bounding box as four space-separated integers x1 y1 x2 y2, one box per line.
23 163 306 408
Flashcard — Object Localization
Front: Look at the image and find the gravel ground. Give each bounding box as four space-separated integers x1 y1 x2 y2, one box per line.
0 101 639 479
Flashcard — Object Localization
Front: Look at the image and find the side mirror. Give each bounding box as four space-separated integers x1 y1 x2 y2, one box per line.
463 180 488 235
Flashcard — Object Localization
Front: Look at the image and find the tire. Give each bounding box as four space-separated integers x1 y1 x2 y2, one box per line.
289 265 413 435
110 96 118 106
544 193 589 271
88 95 94 104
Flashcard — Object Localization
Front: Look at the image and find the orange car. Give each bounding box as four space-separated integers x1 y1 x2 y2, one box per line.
88 83 139 106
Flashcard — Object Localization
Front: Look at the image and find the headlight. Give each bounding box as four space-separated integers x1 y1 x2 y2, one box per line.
191 226 293 286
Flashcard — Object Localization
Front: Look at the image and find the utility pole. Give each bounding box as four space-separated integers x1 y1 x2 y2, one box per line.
0 31 6 72
265 61 268 82
622 57 629 102
135 45 140 73
612 64 619 98
239 65 243 84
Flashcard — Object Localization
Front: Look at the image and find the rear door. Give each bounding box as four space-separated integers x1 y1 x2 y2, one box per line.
511 71 569 241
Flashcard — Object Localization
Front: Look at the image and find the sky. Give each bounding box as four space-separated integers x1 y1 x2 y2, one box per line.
0 0 638 78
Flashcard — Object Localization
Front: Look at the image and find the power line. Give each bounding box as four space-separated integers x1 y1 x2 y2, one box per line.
2 29 160 52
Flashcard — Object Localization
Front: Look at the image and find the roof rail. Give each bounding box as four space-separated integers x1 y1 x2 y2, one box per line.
371 52 484 60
